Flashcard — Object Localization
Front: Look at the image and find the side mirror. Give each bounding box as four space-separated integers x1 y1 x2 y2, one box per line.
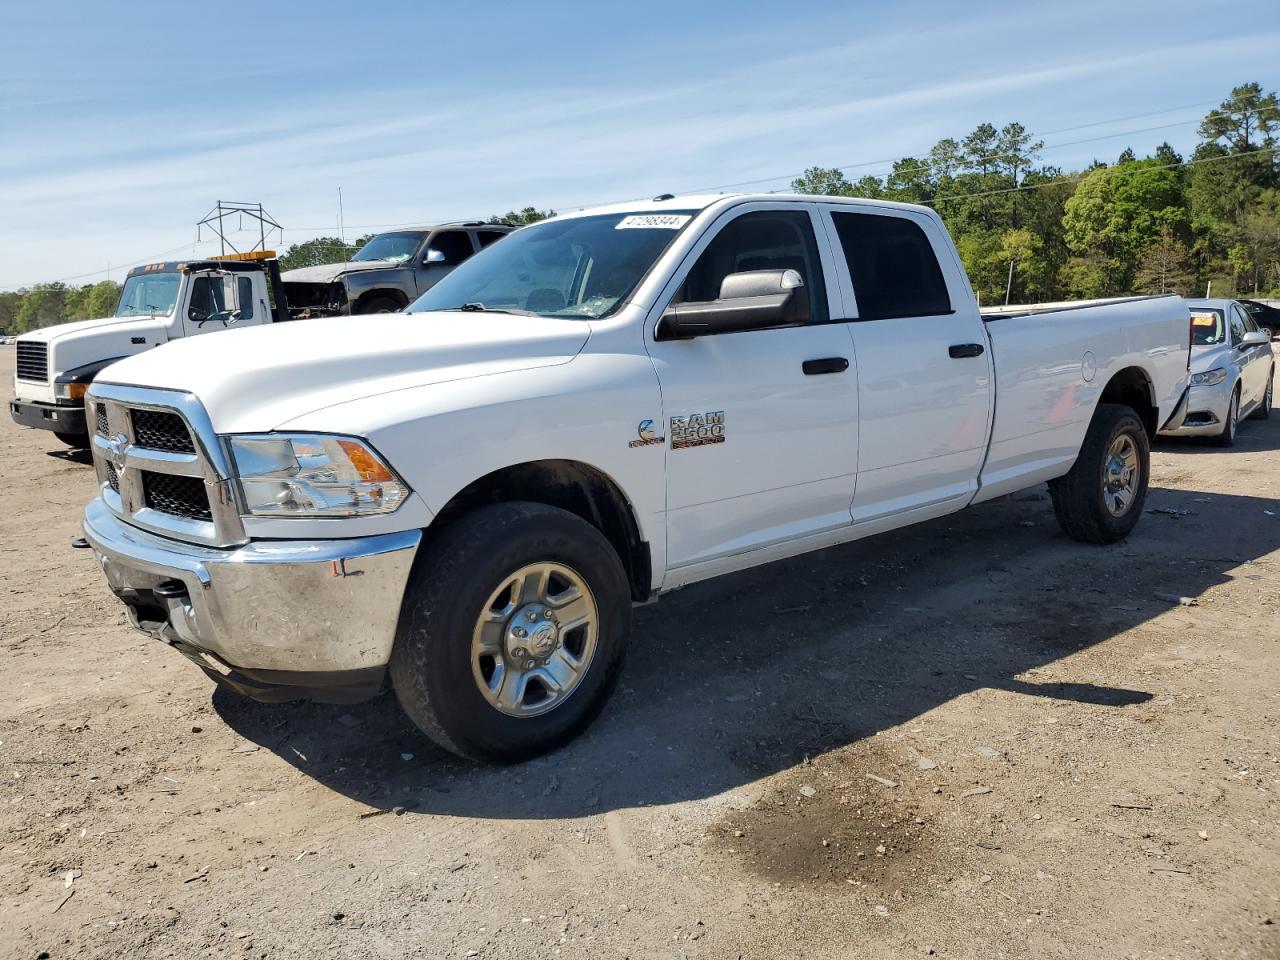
424 249 447 264
1240 330 1270 348
657 269 809 340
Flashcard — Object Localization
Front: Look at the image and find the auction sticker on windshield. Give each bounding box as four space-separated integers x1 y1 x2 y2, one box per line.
1191 312 1217 326
616 214 692 230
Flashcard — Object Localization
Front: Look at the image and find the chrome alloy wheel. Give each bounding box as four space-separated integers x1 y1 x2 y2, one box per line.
471 562 599 717
1102 432 1141 517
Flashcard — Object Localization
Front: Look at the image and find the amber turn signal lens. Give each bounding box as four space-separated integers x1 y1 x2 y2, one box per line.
337 439 396 483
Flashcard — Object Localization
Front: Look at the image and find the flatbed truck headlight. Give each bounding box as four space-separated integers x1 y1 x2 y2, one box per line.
228 434 409 517
1189 368 1227 386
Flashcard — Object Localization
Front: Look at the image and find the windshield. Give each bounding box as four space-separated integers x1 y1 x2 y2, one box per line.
116 272 180 317
1190 308 1225 346
407 211 698 319
352 232 426 263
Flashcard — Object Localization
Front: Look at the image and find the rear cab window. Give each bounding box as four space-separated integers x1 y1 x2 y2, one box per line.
829 212 951 320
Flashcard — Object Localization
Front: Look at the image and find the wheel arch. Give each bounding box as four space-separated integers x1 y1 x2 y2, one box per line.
1097 365 1159 438
352 287 409 314
427 459 652 602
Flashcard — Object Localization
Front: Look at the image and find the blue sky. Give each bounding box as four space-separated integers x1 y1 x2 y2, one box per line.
2 0 1277 290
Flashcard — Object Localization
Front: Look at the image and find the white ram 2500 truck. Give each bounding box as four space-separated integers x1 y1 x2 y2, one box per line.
10 253 288 446
80 194 1192 762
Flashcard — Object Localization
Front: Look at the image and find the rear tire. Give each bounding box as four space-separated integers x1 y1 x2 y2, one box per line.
1049 403 1150 544
1211 387 1240 446
390 502 631 762
1249 369 1272 420
54 430 87 448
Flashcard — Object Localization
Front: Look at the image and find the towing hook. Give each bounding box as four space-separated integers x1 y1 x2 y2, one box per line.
152 580 190 601
70 537 90 549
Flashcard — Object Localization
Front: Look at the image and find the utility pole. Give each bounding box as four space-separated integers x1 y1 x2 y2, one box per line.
1004 258 1016 306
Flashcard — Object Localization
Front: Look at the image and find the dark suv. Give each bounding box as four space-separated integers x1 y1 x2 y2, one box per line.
282 222 513 317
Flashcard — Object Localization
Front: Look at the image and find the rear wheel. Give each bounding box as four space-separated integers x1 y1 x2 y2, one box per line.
1249 369 1273 420
1212 387 1240 446
1049 404 1150 544
390 502 631 762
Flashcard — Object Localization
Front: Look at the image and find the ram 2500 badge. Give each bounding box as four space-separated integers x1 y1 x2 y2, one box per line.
80 194 1191 761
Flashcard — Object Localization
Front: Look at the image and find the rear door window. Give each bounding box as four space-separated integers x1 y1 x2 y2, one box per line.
830 212 951 320
477 230 508 248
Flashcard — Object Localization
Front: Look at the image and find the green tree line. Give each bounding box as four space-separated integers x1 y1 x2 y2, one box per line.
791 82 1280 305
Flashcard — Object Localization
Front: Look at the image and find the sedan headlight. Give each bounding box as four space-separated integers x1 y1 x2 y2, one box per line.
1190 368 1227 386
229 434 408 517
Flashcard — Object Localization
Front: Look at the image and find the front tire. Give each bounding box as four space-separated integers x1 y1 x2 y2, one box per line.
390 502 631 762
1049 403 1150 544
354 296 402 315
1212 387 1240 446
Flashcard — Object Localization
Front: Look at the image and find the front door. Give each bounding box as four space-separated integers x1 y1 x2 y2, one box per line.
818 204 993 525
646 203 860 569
181 273 239 338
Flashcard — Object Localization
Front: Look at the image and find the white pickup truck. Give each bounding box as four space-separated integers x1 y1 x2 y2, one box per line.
80 194 1192 761
10 253 288 445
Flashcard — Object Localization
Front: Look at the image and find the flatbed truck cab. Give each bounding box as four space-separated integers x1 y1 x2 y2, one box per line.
9 252 288 446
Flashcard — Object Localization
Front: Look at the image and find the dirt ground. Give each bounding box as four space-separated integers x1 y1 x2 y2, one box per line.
2 346 1279 960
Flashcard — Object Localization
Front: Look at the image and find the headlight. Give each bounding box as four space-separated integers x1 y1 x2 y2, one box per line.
1190 368 1227 386
229 434 409 517
53 381 90 402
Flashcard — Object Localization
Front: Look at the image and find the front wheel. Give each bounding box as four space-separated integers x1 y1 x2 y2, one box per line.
390 502 631 762
1211 388 1240 446
1049 403 1150 544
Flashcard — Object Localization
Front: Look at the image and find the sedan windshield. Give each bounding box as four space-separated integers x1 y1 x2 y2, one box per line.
352 232 426 263
1190 308 1225 346
116 272 180 317
407 211 698 319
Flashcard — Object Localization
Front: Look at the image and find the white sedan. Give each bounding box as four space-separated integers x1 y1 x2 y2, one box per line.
1159 297 1274 446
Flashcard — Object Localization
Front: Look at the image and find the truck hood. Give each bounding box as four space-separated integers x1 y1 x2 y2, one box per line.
94 311 591 433
20 314 170 344
280 261 398 284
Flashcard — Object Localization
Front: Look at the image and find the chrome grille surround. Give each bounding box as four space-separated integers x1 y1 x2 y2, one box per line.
87 383 245 548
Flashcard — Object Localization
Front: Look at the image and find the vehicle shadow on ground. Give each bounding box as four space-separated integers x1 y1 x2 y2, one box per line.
215 442 1280 820
45 446 93 465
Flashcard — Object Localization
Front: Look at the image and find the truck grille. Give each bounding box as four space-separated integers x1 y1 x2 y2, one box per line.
142 471 212 521
130 409 195 453
16 340 48 382
89 386 245 547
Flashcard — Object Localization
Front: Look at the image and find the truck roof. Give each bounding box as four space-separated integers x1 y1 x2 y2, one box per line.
552 192 939 221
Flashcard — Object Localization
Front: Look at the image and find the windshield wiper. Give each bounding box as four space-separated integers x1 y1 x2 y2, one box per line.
457 302 540 317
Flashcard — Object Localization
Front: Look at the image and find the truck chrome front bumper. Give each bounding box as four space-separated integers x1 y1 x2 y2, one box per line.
82 498 421 702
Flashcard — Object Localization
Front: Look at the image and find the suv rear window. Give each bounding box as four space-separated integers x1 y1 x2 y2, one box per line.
831 212 951 320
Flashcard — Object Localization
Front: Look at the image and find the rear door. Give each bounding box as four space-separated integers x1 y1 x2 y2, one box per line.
817 204 993 526
646 202 859 569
